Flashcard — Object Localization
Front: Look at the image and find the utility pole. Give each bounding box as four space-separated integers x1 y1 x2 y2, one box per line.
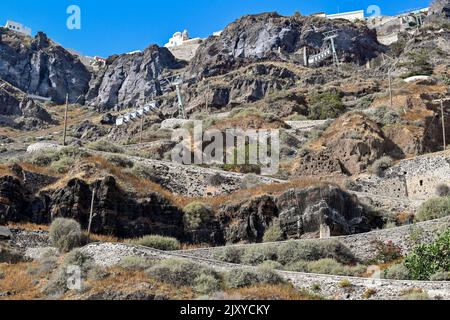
441 98 446 151
87 188 96 242
63 94 69 146
388 69 393 108
205 82 210 114
140 113 144 144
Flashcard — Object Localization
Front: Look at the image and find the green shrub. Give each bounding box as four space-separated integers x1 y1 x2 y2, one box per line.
308 92 345 120
146 258 219 287
49 218 82 253
370 106 401 126
263 220 285 243
50 157 75 173
117 256 156 271
430 271 450 281
305 259 365 276
241 245 277 265
283 260 309 272
401 50 433 78
214 246 244 264
43 249 93 295
86 140 124 154
193 274 222 294
370 156 393 176
405 229 450 280
183 202 214 230
106 155 134 168
415 197 450 222
129 163 158 180
31 146 88 169
225 269 260 289
383 263 410 280
277 239 355 265
256 266 285 285
28 251 58 276
258 260 283 270
128 235 180 251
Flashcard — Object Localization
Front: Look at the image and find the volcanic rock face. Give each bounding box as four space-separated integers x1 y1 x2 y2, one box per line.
276 186 379 238
47 176 184 238
0 173 184 239
0 30 91 103
217 186 379 244
294 113 395 176
86 45 184 111
187 13 385 80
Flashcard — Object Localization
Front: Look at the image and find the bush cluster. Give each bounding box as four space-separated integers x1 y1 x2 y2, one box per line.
128 235 180 251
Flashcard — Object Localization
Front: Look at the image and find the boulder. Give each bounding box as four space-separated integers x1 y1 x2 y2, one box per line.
0 226 12 240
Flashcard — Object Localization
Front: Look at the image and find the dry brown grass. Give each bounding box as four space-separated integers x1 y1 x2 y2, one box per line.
0 263 43 300
0 164 13 177
69 268 194 300
6 222 49 232
225 284 323 300
175 176 340 210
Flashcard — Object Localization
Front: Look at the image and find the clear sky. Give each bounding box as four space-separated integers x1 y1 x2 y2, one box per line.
0 0 431 57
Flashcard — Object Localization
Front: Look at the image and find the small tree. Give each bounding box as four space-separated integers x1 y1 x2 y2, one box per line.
308 92 345 120
405 229 450 280
263 219 285 243
183 202 214 230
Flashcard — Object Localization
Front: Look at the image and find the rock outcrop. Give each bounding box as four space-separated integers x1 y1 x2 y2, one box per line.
0 29 91 103
187 13 385 80
217 185 380 244
47 176 185 238
0 171 184 239
294 113 398 176
86 45 184 111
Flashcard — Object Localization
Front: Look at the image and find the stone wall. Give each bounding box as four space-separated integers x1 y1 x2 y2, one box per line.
354 151 450 201
80 241 450 300
177 216 450 262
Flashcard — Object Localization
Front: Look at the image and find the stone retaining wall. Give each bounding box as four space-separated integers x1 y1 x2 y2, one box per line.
81 242 450 300
177 216 450 262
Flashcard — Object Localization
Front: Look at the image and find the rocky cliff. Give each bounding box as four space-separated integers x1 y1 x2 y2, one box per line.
86 45 185 111
187 12 385 80
0 29 91 103
217 185 381 244
0 172 184 239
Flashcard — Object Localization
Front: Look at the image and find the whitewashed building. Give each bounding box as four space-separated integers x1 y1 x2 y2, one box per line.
4 20 32 36
327 10 365 21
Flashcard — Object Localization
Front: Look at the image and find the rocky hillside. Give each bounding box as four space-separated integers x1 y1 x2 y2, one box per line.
187 12 384 80
86 45 186 111
0 29 91 104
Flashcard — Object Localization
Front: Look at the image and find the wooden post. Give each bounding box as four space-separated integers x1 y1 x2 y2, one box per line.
87 188 96 241
63 94 69 146
441 98 446 151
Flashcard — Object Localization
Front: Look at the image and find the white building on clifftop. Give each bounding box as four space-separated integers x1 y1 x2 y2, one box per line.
4 20 32 36
164 30 203 61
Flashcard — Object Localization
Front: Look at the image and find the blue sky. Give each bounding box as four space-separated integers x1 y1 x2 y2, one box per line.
0 0 431 57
